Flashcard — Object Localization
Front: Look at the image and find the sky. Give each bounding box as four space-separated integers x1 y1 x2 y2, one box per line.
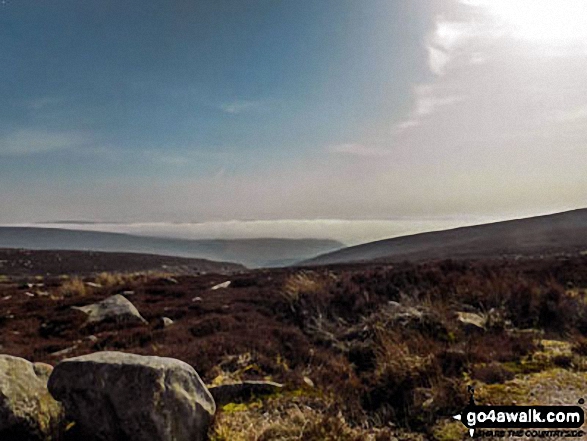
1 0 586 244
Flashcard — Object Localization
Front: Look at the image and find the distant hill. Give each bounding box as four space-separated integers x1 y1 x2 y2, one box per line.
0 227 343 268
0 248 245 277
302 208 587 266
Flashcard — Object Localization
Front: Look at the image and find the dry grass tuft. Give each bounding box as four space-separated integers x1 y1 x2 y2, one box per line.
210 394 396 441
281 271 324 306
94 272 126 288
58 277 88 297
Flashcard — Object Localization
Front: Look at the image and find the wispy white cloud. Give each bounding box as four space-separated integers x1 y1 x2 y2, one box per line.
327 143 391 157
220 100 263 114
26 96 65 110
426 45 450 76
143 151 191 166
0 130 88 156
142 148 237 166
394 84 463 133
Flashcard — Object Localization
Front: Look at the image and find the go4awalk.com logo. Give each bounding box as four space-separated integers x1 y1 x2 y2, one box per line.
453 387 585 438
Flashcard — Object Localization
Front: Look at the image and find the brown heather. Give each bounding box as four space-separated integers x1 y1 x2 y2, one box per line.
0 255 586 439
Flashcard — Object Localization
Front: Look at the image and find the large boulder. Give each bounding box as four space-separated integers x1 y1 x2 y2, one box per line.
0 355 63 440
72 294 147 328
47 351 216 441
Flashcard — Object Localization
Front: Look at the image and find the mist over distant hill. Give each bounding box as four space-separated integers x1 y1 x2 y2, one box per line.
0 227 343 268
302 208 587 266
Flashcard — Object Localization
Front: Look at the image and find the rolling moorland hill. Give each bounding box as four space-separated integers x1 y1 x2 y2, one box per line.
302 208 587 266
0 248 245 277
0 227 343 268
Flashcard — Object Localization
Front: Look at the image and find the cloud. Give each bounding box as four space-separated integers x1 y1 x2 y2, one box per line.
327 143 391 157
425 18 484 75
143 151 191 165
461 0 587 46
11 216 498 246
394 84 463 133
220 100 262 114
26 96 65 110
0 130 88 156
426 45 451 76
554 105 587 123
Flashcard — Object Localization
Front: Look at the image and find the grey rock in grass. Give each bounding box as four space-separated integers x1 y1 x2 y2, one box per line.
72 294 147 328
48 351 215 441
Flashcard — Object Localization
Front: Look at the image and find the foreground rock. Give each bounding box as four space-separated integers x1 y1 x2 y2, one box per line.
48 351 216 441
72 294 147 328
209 380 283 406
0 355 63 440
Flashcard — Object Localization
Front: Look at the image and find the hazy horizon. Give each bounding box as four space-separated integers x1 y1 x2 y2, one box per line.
2 1 586 243
0 207 575 246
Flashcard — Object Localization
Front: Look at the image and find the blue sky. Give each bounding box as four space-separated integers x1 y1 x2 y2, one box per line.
1 1 586 242
1 1 428 170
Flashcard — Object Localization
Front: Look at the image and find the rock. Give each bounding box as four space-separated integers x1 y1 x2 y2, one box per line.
385 303 447 336
72 294 147 328
0 355 63 440
211 281 231 290
156 317 174 329
50 346 78 358
486 307 512 330
33 363 54 382
456 311 486 332
192 296 203 302
161 277 179 285
47 351 215 441
209 380 283 406
121 290 135 296
85 282 102 288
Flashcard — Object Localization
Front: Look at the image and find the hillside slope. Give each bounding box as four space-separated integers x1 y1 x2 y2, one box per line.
0 227 343 268
302 208 587 266
0 248 245 277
